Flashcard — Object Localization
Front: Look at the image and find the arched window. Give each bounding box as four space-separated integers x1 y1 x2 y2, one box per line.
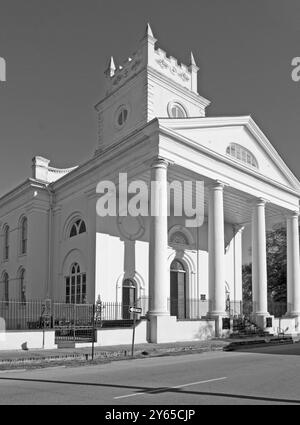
122 279 137 319
69 219 86 238
226 143 258 168
170 259 187 319
117 106 128 127
65 262 87 304
168 102 187 118
19 269 26 304
1 272 9 303
20 217 28 255
3 225 9 260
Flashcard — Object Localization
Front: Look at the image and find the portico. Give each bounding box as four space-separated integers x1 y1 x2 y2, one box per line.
145 123 300 341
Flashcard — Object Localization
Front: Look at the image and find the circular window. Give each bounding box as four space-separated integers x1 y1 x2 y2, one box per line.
115 105 129 128
117 215 145 241
168 102 187 118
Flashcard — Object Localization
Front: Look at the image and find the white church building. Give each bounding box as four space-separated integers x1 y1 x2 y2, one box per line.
1 24 300 345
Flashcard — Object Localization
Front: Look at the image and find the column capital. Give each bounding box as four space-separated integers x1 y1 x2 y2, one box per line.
250 197 268 208
208 180 228 191
285 210 299 220
150 156 171 169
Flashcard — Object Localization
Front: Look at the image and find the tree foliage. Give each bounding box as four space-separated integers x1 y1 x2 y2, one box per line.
242 225 293 303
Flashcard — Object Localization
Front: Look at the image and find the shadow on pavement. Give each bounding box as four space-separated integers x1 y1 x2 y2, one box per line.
230 342 300 356
0 376 300 404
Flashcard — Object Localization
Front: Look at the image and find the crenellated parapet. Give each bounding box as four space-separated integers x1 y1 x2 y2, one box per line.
104 23 199 95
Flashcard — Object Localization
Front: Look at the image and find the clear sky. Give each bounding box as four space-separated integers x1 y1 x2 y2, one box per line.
0 0 299 262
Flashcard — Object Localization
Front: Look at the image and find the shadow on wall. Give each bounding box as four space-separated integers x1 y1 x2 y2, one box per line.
194 321 215 340
21 342 28 351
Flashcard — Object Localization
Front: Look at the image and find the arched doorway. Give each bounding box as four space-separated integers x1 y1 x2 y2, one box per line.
170 259 187 319
122 278 137 319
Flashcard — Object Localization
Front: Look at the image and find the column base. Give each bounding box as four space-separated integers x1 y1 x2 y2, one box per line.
285 312 300 318
206 313 229 338
147 315 177 343
252 313 274 332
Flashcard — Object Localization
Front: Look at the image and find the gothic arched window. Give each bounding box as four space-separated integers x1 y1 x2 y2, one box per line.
65 262 87 304
20 217 28 255
2 272 9 303
3 225 9 260
69 219 86 238
19 268 26 304
226 143 258 168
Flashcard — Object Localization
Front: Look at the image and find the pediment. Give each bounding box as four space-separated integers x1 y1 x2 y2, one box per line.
158 116 300 192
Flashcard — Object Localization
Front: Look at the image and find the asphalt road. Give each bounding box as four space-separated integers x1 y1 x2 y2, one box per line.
0 343 300 405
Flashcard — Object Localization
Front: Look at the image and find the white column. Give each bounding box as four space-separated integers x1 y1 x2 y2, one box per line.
233 225 244 315
148 158 169 317
287 212 300 316
208 182 226 316
252 199 268 315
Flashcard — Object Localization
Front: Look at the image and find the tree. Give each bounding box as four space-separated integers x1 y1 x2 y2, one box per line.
242 224 295 304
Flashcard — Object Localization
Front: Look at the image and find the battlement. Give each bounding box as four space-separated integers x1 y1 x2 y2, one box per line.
104 24 199 96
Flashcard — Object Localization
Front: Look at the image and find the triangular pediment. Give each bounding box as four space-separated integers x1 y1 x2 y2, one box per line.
158 116 300 192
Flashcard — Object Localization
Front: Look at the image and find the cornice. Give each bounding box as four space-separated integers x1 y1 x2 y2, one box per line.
51 119 160 192
0 179 48 210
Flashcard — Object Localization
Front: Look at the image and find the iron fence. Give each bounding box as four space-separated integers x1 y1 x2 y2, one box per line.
167 298 209 320
0 297 289 331
0 300 48 330
99 297 149 321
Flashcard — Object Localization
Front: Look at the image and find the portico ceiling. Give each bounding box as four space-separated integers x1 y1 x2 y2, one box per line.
127 164 288 229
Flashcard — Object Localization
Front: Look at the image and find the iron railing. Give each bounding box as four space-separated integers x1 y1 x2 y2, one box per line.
0 299 49 330
0 297 289 331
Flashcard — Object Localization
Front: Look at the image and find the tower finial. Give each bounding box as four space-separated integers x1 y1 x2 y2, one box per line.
145 22 154 38
189 52 199 93
189 52 199 70
190 51 197 67
104 56 116 78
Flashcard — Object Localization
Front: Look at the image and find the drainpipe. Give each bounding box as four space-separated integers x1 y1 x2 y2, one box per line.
45 185 54 299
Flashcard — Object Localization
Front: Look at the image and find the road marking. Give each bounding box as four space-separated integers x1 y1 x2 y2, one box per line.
114 376 227 399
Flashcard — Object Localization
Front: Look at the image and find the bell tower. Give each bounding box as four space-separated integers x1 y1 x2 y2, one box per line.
95 24 210 152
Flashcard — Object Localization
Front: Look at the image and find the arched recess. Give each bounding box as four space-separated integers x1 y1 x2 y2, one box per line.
168 250 196 319
115 271 145 304
60 249 87 303
168 225 195 248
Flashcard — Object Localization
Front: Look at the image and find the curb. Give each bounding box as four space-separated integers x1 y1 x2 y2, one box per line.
223 337 296 351
0 344 227 370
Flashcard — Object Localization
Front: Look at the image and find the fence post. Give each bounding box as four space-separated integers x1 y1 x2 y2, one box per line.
91 303 95 360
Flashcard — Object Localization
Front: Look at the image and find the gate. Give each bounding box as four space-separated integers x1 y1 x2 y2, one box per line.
53 303 95 345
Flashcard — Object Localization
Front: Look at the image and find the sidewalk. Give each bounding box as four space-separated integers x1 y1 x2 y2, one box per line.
0 339 230 370
1 335 296 370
